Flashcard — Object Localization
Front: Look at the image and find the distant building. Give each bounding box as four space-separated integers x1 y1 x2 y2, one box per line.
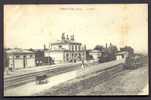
85 50 94 61
44 33 86 64
5 48 35 70
115 51 128 60
28 49 54 66
89 50 102 61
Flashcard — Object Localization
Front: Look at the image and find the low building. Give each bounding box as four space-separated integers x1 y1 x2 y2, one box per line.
115 51 128 60
5 48 36 70
44 33 86 64
89 50 102 61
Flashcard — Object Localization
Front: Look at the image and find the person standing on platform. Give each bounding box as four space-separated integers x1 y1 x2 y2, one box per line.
81 59 85 69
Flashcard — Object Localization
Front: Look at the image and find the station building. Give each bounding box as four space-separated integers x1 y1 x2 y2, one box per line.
89 50 102 61
44 33 86 64
5 48 35 70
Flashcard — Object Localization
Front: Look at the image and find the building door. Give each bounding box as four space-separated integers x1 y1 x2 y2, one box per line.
66 53 69 62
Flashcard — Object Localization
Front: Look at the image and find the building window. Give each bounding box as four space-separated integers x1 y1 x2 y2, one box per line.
16 55 20 59
79 45 81 51
71 53 74 61
70 45 72 50
72 45 74 51
59 45 62 48
75 53 77 56
23 55 26 58
75 45 77 51
30 55 33 58
79 53 81 59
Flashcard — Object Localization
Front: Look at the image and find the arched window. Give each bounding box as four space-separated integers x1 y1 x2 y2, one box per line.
78 45 81 51
75 45 77 51
72 45 74 51
79 53 81 60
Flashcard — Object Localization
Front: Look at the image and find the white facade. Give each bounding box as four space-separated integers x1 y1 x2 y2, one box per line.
14 59 23 69
89 50 102 61
45 33 86 64
49 52 64 63
115 51 129 60
116 55 122 60
26 58 35 67
51 43 82 51
6 49 36 69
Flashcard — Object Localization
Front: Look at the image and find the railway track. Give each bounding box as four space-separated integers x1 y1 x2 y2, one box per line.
33 63 125 96
4 62 97 89
4 60 126 96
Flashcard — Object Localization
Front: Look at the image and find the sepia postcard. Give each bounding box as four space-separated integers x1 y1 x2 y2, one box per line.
3 4 148 96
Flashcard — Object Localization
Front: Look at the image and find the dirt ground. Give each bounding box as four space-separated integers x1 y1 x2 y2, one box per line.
34 64 148 96
77 65 148 95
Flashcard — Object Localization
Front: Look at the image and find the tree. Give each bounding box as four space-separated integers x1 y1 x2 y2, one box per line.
98 44 118 63
94 45 104 51
29 48 33 51
108 45 118 54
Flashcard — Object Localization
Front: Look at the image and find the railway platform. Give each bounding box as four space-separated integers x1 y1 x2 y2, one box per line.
4 62 82 78
4 59 125 96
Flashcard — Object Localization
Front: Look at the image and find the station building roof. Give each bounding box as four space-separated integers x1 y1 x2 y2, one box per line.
6 48 35 55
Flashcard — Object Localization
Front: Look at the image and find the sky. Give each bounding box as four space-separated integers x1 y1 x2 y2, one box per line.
4 4 148 54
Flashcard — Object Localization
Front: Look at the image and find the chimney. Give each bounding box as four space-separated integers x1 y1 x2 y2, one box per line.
70 34 74 41
84 44 86 50
61 33 65 40
110 42 112 47
44 44 46 50
72 34 74 41
49 43 51 49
